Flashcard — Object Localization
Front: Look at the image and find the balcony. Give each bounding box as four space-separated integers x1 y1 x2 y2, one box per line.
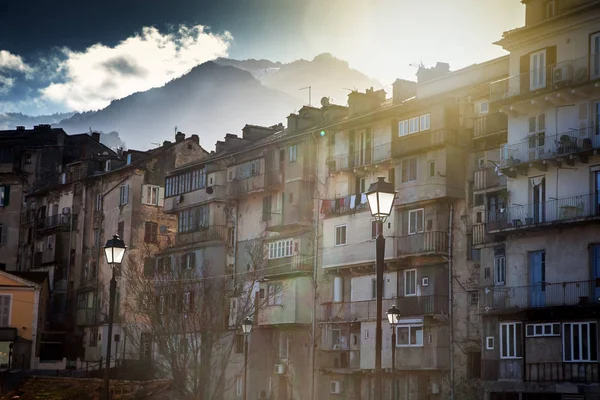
486 193 599 233
501 126 600 172
393 129 459 157
34 247 60 266
473 168 506 192
320 296 448 322
394 346 450 370
397 231 448 257
490 54 600 104
257 276 312 326
263 206 312 232
228 170 282 197
164 185 227 213
473 113 508 140
174 225 228 247
525 362 600 383
326 142 392 173
37 214 76 231
265 254 312 277
320 350 360 371
479 279 599 314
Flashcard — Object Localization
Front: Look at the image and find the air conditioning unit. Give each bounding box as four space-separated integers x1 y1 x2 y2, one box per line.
274 363 285 375
330 380 342 394
62 207 71 215
553 65 572 84
175 195 184 204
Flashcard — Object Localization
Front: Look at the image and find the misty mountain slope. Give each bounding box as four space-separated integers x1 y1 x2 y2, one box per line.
0 112 76 130
57 62 302 149
217 53 382 106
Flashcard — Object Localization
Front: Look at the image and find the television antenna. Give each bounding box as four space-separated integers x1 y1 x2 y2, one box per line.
300 86 312 107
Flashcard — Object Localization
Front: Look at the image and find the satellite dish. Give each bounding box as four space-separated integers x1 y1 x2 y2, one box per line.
320 97 330 107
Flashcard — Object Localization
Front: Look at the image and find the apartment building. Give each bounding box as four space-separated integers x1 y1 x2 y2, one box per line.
477 1 600 399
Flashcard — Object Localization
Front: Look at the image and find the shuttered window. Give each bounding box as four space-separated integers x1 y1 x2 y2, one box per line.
0 295 10 326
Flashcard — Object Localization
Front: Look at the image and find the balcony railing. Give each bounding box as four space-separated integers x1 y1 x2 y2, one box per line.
397 231 448 257
327 142 392 173
229 170 282 196
486 193 599 233
320 350 361 370
37 214 76 230
525 362 600 383
473 168 506 191
265 254 312 277
479 279 599 313
320 296 448 321
394 129 459 157
490 54 600 102
501 126 600 168
175 225 228 246
321 194 369 218
473 113 508 139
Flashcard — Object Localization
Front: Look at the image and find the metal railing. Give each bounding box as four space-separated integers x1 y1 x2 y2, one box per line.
501 126 600 168
175 225 228 246
394 129 458 157
526 362 600 383
38 214 76 229
320 349 361 370
320 295 448 321
397 231 448 256
229 170 282 195
490 54 600 102
473 113 508 138
486 193 599 232
473 168 506 191
326 142 392 172
479 279 599 313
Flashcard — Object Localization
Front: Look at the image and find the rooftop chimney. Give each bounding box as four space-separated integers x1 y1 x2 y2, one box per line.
34 124 52 131
163 140 172 147
190 134 200 145
15 126 25 131
416 62 451 83
392 79 417 104
175 132 185 143
91 132 100 142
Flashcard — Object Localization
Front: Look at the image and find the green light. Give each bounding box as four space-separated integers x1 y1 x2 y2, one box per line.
320 130 326 137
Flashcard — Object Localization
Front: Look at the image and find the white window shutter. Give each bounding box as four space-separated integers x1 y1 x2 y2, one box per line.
158 187 165 207
124 185 129 204
141 185 148 205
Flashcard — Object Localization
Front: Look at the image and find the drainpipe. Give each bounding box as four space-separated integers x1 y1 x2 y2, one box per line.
448 201 455 400
309 131 319 400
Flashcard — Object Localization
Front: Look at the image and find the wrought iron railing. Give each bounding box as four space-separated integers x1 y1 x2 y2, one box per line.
486 193 599 232
500 126 600 168
473 168 506 191
326 142 392 172
473 113 508 138
397 231 448 256
490 54 600 102
479 279 599 313
38 214 76 229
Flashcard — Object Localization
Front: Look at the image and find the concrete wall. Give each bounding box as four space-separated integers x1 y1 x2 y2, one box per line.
0 181 22 270
258 276 312 325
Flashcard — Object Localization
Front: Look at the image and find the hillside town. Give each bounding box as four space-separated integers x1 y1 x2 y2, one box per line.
1 1 600 399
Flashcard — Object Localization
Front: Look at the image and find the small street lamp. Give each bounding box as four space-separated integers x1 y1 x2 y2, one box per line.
241 317 253 400
366 177 396 400
102 234 127 400
387 305 401 400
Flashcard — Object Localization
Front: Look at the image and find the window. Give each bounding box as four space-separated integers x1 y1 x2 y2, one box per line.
396 324 423 347
144 222 158 243
563 322 598 362
479 101 489 114
486 336 495 350
0 186 10 207
178 205 209 233
262 196 272 221
143 185 160 206
500 322 522 359
267 282 283 305
484 268 491 279
119 185 129 206
182 253 195 270
408 209 424 235
398 114 430 136
419 114 430 131
530 49 547 91
95 194 102 211
526 323 560 337
289 144 298 163
401 158 417 182
89 327 99 347
165 168 206 197
409 117 419 134
359 177 366 193
494 256 506 286
268 239 293 259
398 120 409 137
235 334 244 354
0 295 11 326
545 0 555 18
236 376 243 397
335 225 347 246
428 160 436 178
404 269 417 296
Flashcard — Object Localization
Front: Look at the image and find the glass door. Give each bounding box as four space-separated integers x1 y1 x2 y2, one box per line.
530 49 547 91
529 251 546 307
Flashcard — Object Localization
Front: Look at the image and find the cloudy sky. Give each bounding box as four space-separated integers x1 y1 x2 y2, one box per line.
0 0 524 116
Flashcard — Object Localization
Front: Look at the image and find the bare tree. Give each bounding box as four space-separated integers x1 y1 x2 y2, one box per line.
122 239 274 399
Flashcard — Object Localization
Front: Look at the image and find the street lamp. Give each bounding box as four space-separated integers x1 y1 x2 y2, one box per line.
366 177 396 400
102 234 127 400
387 305 401 400
241 317 253 400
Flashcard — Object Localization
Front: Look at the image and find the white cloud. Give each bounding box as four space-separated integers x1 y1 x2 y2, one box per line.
41 25 233 111
0 76 15 95
0 50 34 76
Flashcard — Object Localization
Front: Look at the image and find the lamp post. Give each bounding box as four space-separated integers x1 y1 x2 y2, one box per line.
366 177 396 400
387 305 401 400
241 317 253 400
102 234 127 400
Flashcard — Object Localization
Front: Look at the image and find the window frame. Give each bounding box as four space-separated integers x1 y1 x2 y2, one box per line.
267 282 283 305
119 185 129 206
398 119 409 137
530 49 547 91
401 157 417 183
404 269 417 297
144 185 160 206
268 239 294 259
494 255 506 286
419 113 431 131
144 221 158 243
0 294 12 327
526 323 560 337
563 321 598 362
289 144 298 163
486 336 495 350
408 208 424 235
500 322 522 359
334 224 347 246
428 160 436 178
396 324 424 347
479 101 489 114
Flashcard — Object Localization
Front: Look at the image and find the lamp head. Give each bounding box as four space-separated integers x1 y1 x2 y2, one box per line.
241 316 253 335
103 234 127 265
386 304 401 327
366 177 396 223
